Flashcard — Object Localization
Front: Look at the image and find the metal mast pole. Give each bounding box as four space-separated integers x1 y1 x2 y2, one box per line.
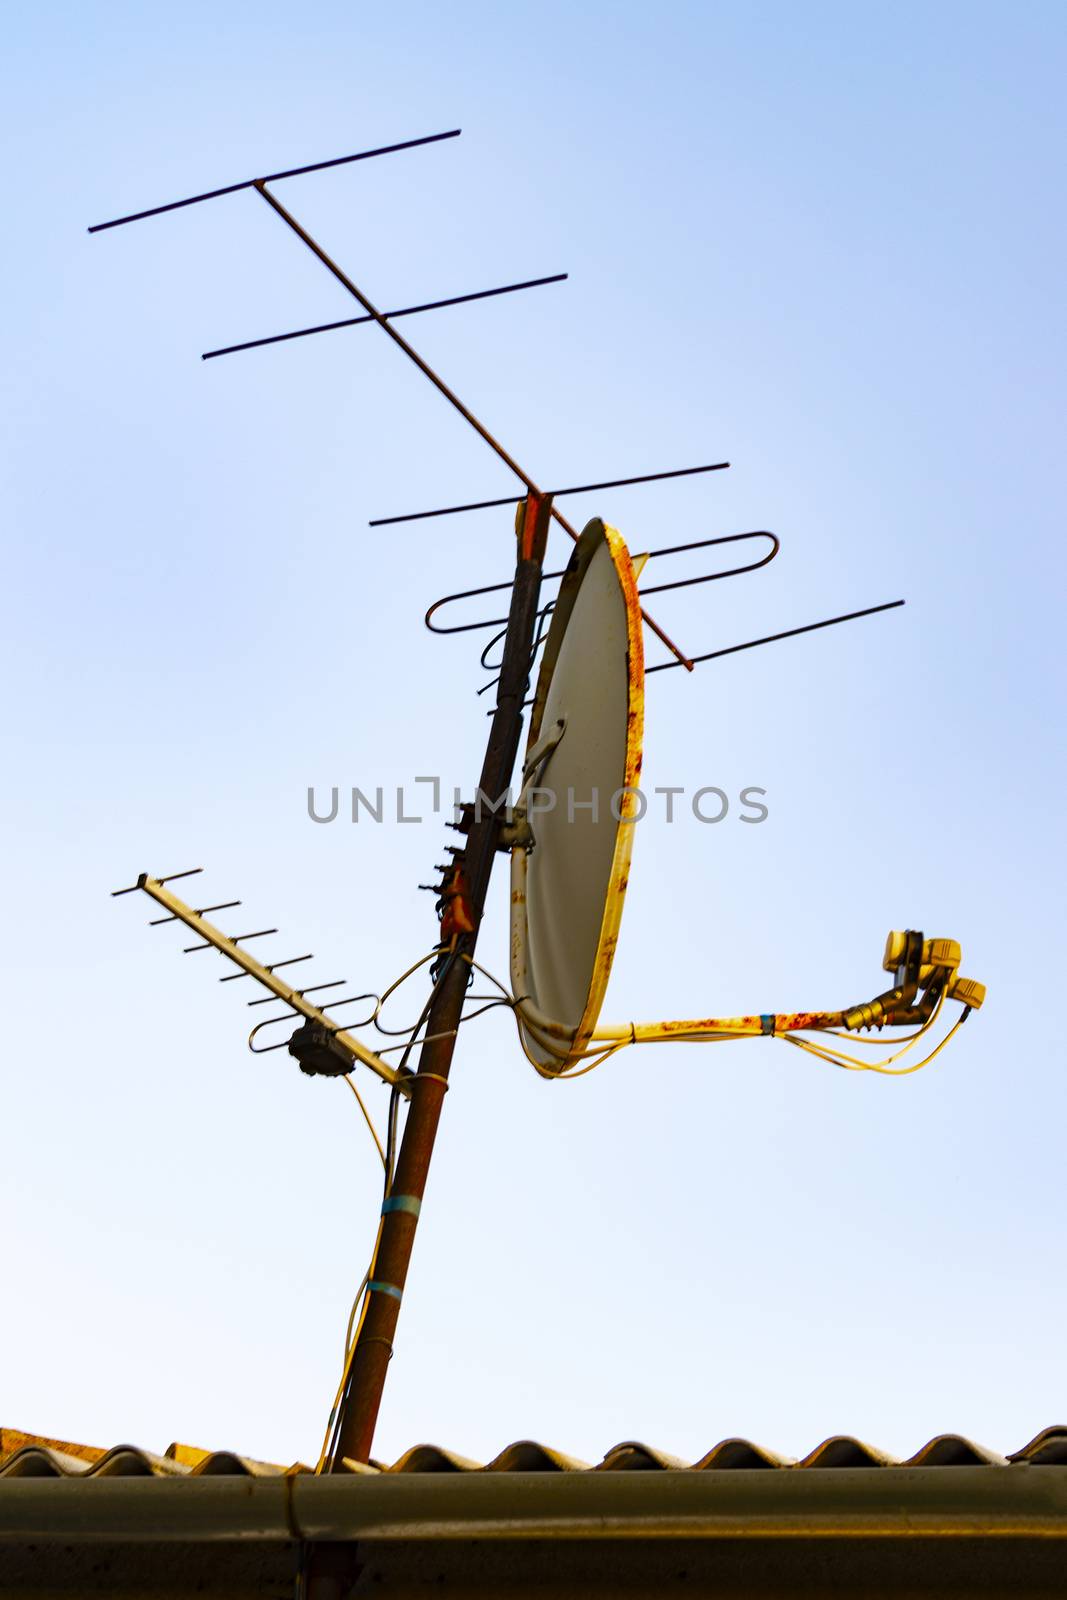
329 491 553 1468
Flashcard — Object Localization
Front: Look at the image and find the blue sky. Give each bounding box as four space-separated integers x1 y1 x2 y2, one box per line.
2 0 1065 1467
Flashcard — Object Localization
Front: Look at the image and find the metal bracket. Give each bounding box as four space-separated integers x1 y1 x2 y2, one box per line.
497 807 535 852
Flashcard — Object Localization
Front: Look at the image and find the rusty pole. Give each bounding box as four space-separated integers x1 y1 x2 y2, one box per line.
328 491 553 1469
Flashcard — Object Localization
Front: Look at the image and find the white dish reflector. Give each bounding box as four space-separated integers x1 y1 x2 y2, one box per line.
510 518 644 1071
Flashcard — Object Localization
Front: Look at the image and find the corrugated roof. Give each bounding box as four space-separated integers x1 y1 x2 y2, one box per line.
3 1432 1065 1598
2 1424 1065 1477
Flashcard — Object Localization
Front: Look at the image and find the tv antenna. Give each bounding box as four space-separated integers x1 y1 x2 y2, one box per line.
95 127 983 1478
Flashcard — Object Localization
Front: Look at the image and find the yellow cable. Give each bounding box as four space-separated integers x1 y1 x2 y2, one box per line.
821 997 948 1046
785 989 946 1072
782 1009 966 1076
314 1216 385 1475
342 1075 386 1168
549 1039 629 1079
862 1014 967 1075
371 947 446 1036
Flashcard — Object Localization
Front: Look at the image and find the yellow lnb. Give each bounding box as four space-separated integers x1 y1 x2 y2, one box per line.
886 931 962 981
948 976 986 1010
922 938 961 970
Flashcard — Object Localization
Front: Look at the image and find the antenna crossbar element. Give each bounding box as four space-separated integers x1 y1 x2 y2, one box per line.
645 599 906 672
201 273 569 361
87 130 462 232
371 461 732 526
129 874 408 1091
149 900 241 925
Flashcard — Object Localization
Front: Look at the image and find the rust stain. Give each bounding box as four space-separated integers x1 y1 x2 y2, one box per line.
440 863 475 939
656 1016 754 1035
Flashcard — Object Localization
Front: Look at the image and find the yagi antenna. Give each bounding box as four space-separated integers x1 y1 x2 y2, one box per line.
111 873 411 1092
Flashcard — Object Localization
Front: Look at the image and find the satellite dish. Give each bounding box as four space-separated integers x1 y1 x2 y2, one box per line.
510 518 644 1070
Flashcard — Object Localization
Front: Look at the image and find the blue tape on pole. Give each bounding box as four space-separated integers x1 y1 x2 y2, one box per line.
367 1280 403 1302
760 1014 775 1035
382 1194 422 1218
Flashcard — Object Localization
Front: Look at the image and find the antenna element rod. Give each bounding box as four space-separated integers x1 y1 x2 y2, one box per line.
371 461 731 526
645 600 905 673
87 130 461 232
202 274 569 360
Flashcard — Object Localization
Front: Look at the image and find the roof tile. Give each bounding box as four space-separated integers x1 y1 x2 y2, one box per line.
483 1440 589 1472
800 1436 899 1469
1007 1426 1067 1466
905 1434 1007 1468
3 1427 1064 1478
693 1438 794 1470
597 1441 690 1471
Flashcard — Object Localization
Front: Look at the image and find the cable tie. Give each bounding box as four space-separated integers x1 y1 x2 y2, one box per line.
357 1337 394 1360
381 1193 421 1218
367 1280 403 1302
414 1072 450 1091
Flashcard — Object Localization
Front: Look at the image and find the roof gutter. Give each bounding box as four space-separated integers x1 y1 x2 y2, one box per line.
1 1468 1065 1545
